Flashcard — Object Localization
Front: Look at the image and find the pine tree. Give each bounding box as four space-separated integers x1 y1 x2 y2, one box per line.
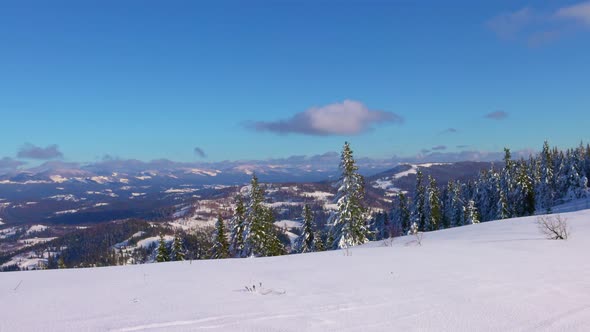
212 215 230 259
229 195 247 257
425 176 442 231
245 174 267 256
465 200 480 224
515 160 535 216
314 230 326 252
451 182 466 227
261 207 285 256
412 170 427 231
156 234 170 262
398 192 411 234
536 141 556 213
171 235 185 261
298 204 315 253
329 142 370 249
57 256 66 269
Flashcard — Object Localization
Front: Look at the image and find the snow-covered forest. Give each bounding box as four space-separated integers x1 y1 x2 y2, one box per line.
221 140 589 259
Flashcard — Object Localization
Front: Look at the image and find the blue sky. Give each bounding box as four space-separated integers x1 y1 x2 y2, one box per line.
1 0 589 164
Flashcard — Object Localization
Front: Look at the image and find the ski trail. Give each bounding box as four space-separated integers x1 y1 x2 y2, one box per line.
111 301 392 331
109 313 263 332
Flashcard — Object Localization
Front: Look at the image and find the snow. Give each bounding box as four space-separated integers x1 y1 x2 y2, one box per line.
274 220 302 229
136 235 174 249
18 237 57 246
25 225 48 235
55 209 79 215
48 194 80 202
418 162 451 168
94 202 109 207
185 168 221 177
164 188 199 194
264 201 302 208
551 196 590 214
393 164 419 179
302 191 334 200
49 175 68 183
90 176 111 184
3 210 590 331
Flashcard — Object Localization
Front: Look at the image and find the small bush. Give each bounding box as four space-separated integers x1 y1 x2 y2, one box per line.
537 215 569 240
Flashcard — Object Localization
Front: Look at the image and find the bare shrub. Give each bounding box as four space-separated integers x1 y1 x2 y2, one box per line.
381 235 395 247
405 222 423 246
537 215 569 240
414 231 423 246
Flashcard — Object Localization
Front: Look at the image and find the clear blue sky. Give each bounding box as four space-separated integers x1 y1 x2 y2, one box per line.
1 0 589 163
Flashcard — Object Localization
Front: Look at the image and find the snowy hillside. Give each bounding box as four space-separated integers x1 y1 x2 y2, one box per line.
2 209 590 331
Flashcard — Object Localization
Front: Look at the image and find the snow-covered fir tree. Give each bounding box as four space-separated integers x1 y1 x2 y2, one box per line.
229 195 247 257
536 141 556 213
261 207 285 256
242 175 284 257
412 169 427 231
156 234 170 262
329 142 370 249
297 204 315 253
425 175 442 231
465 200 480 224
314 230 326 252
514 159 535 217
171 235 185 261
397 192 411 234
212 215 230 259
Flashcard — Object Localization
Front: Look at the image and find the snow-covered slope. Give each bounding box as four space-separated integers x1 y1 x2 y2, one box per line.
3 210 590 331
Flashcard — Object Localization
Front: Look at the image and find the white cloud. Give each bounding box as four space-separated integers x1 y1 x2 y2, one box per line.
250 100 403 136
556 1 590 25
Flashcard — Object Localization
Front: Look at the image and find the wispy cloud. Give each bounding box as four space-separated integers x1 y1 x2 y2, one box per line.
431 145 447 151
485 111 509 120
487 2 590 45
17 143 63 160
487 7 534 40
439 128 458 135
556 1 590 25
0 157 26 171
194 147 207 158
248 100 403 136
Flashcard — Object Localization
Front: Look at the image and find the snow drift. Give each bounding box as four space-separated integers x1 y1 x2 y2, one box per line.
2 210 590 331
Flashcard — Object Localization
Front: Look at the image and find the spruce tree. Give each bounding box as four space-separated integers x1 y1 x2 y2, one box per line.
515 160 535 216
58 256 66 269
412 170 427 231
426 176 442 231
245 174 266 256
229 195 247 257
171 235 185 261
212 215 230 259
398 192 411 234
261 207 285 256
298 204 315 253
314 230 326 251
536 141 555 213
465 200 480 224
329 142 370 249
156 234 170 262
